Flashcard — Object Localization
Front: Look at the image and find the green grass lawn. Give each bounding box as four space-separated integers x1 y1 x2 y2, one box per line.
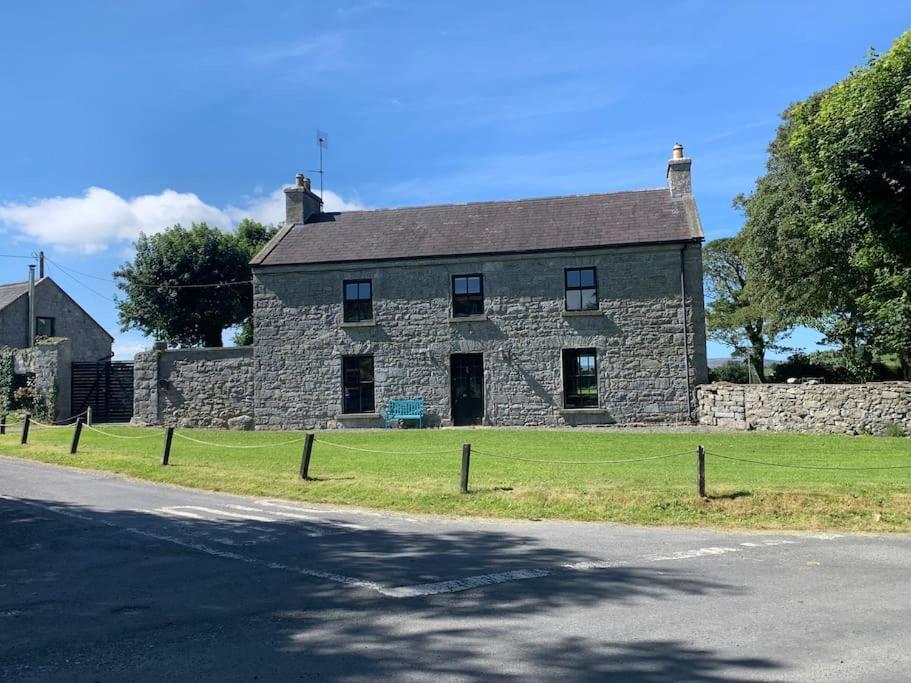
2 419 910 532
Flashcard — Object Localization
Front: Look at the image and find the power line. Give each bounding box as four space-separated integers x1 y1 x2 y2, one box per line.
0 254 37 260
44 257 252 290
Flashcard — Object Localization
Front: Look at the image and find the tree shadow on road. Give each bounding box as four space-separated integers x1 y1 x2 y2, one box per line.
0 495 780 681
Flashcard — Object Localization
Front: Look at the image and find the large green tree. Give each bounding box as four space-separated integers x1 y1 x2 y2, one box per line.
739 30 911 378
116 221 274 348
703 236 790 381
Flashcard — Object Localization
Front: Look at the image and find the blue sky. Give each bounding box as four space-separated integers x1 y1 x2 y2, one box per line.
1 1 909 359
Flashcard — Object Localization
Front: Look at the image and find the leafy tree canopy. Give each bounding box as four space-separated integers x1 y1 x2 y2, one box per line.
116 220 276 348
738 30 911 378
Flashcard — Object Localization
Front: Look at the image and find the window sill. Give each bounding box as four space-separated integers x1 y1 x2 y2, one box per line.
340 320 377 328
557 408 608 415
336 412 381 420
561 310 602 318
448 314 489 323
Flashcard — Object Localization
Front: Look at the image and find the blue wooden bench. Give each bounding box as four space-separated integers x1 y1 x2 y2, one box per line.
384 399 425 429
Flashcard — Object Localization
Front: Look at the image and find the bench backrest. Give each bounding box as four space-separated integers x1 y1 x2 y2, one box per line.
387 399 424 416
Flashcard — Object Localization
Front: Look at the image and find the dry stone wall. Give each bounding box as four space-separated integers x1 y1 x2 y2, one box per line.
132 347 254 428
697 382 911 435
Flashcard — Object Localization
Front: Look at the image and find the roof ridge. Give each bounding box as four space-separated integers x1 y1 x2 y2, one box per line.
310 187 670 218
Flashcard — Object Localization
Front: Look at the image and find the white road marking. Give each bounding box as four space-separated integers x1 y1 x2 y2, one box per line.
173 505 275 523
382 569 552 598
260 499 419 523
229 504 317 521
651 546 743 561
156 507 206 520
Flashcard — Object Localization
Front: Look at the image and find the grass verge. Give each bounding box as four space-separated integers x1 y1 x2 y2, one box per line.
2 422 910 532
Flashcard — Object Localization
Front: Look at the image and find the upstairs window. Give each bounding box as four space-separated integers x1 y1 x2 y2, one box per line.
343 279 373 323
564 267 598 311
452 274 484 317
342 355 375 413
35 316 55 338
562 348 598 408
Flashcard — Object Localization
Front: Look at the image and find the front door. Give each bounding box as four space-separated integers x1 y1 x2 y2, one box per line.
450 353 484 426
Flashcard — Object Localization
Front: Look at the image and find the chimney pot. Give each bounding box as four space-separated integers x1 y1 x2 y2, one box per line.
672 143 684 160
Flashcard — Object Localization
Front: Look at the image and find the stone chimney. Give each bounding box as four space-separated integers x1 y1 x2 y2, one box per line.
284 173 323 224
666 143 692 197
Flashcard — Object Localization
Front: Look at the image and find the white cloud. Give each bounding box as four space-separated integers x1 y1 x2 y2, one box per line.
112 336 151 360
226 188 366 225
0 185 366 253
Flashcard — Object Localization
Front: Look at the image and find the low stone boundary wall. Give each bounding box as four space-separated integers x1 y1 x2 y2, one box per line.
697 382 911 435
133 347 254 429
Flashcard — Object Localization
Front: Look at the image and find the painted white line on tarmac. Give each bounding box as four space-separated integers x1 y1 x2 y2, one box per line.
383 569 552 598
173 505 275 523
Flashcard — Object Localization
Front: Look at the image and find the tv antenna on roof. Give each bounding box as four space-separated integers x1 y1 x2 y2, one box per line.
308 130 328 201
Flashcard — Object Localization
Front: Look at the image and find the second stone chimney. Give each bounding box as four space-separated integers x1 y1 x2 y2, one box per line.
284 173 323 224
666 143 692 197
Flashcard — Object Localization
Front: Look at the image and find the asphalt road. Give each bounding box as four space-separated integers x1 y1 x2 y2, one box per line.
1 455 909 681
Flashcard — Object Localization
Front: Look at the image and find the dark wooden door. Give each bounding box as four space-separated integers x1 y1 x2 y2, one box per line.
450 353 484 426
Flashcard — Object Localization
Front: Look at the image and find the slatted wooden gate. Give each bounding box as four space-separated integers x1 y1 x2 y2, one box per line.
71 362 134 423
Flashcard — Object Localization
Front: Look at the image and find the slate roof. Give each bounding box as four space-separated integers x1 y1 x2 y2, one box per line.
252 188 703 267
0 281 28 310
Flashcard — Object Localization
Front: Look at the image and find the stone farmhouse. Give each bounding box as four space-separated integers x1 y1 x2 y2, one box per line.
248 145 707 429
0 274 113 362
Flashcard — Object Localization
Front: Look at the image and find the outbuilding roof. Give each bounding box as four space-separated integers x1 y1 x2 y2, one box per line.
252 188 703 267
0 281 29 310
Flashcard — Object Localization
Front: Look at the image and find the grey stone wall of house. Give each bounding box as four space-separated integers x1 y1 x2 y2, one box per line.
132 347 254 428
253 243 707 430
11 338 72 420
697 382 911 435
0 295 29 349
0 279 112 362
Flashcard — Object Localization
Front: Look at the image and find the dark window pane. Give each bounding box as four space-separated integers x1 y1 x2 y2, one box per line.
579 268 595 287
566 290 582 311
452 275 483 317
343 280 373 322
566 270 580 288
581 289 598 310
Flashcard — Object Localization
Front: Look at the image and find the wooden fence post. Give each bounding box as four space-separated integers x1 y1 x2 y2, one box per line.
161 426 174 466
20 414 30 444
696 445 706 497
300 433 315 480
69 418 83 454
0 414 5 435
460 443 471 493
86 406 93 427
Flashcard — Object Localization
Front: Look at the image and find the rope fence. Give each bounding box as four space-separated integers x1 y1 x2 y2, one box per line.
3 415 909 496
470 448 693 465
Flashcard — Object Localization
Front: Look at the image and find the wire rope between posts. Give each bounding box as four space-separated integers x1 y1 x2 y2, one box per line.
172 432 308 449
26 418 78 430
313 438 455 456
706 450 911 471
470 449 694 465
82 424 162 440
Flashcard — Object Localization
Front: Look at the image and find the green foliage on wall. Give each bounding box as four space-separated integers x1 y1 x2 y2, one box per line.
0 348 13 417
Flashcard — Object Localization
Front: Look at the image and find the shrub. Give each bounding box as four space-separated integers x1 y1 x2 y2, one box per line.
709 361 750 383
883 422 905 438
